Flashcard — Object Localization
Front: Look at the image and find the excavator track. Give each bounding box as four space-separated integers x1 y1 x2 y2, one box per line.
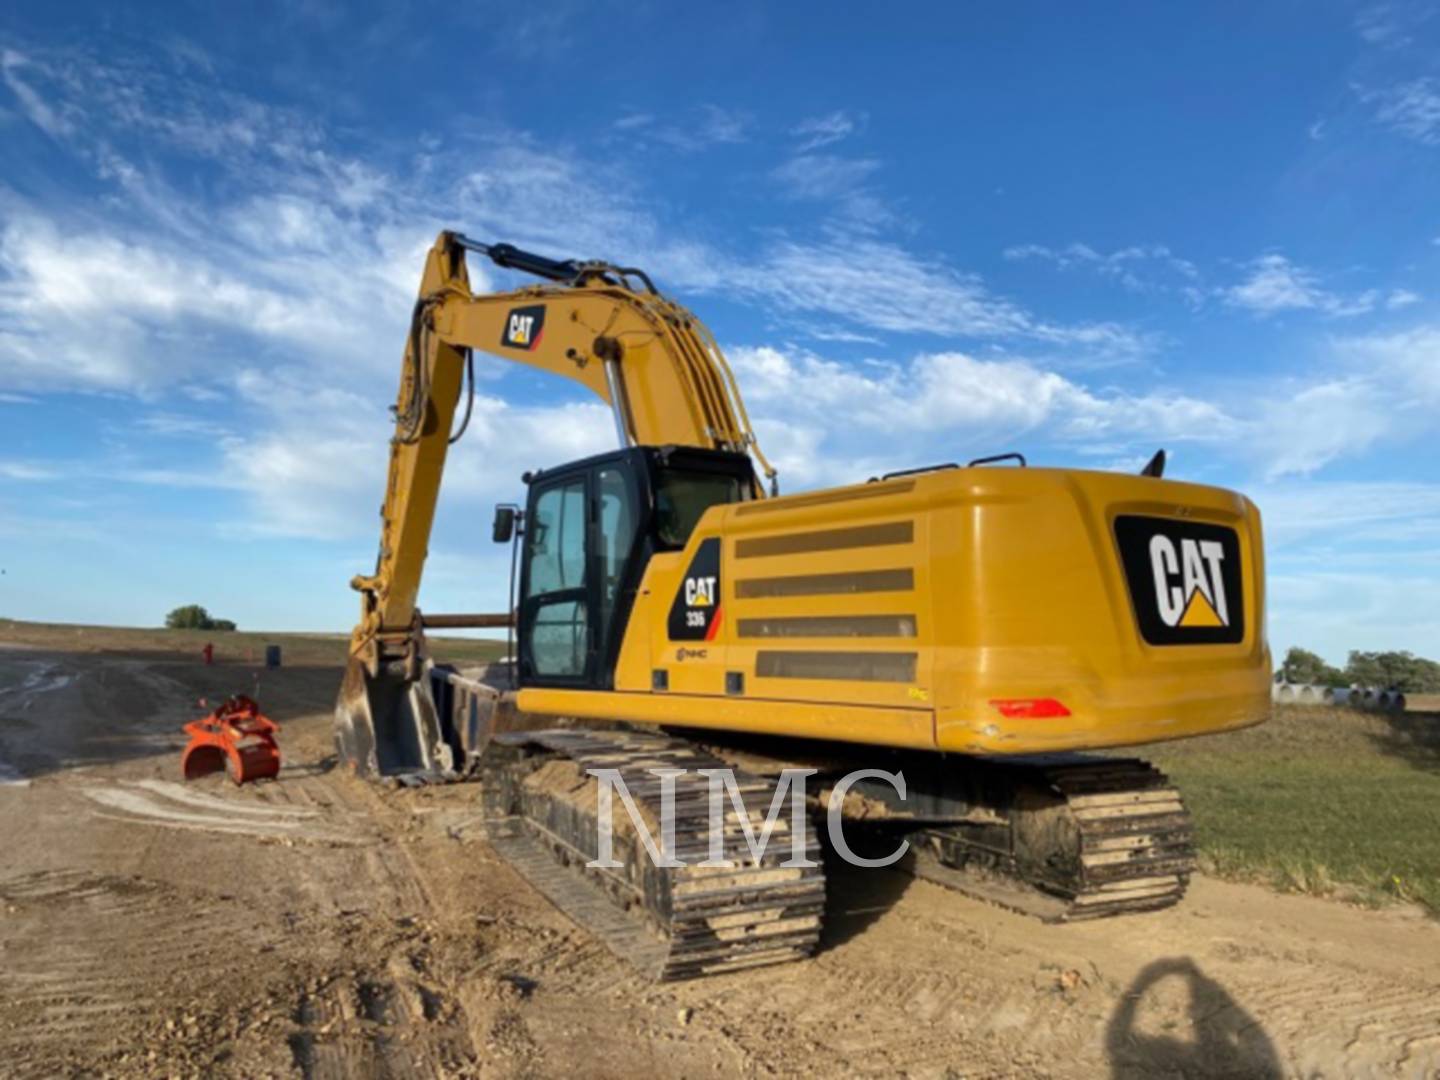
910 756 1195 922
481 728 826 981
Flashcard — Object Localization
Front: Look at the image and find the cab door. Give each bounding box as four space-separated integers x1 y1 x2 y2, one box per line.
517 457 643 689
519 473 593 686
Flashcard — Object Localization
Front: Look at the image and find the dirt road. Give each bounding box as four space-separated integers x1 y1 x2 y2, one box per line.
1 644 1437 1078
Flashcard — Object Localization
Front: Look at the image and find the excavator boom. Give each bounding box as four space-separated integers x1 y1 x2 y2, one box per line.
336 232 774 777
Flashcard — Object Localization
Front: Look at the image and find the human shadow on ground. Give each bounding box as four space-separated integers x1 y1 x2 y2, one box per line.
1106 957 1281 1078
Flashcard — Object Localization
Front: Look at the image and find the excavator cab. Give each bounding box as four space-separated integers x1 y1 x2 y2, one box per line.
510 445 755 691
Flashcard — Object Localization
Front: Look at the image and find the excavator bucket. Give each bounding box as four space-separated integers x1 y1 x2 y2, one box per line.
181 695 281 785
334 657 454 780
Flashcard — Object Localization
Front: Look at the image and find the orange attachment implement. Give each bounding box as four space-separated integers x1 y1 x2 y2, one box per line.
181 695 281 785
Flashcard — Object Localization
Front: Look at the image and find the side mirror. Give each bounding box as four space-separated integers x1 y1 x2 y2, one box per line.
492 505 517 544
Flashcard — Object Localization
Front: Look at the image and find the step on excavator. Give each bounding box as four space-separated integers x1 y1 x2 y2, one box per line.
335 232 1271 978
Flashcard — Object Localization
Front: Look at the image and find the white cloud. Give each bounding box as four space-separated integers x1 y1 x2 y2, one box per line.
1004 242 1200 293
1258 476 1440 660
727 344 1232 487
1222 254 1377 318
1361 77 1440 144
0 460 58 481
1224 255 1323 313
695 104 747 146
1252 378 1390 478
791 110 865 152
219 378 615 540
1354 5 1414 47
1 49 75 137
19 36 1426 544
0 211 415 393
443 148 1147 356
454 145 665 262
770 155 881 201
1247 324 1440 478
731 239 1149 358
1256 480 1440 547
135 413 225 439
614 105 750 152
3 42 1156 402
733 316 1440 485
1334 324 1440 406
1009 244 1418 321
768 154 890 227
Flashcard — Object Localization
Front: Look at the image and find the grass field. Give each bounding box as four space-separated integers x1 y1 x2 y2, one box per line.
1147 704 1440 913
0 618 508 666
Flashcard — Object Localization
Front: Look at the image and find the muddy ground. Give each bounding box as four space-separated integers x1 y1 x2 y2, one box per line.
1 644 1437 1078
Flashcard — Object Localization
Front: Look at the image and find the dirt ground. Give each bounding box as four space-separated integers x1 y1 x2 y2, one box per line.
1 643 1438 1079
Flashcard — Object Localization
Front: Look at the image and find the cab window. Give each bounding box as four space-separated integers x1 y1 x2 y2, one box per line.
523 478 588 678
654 469 746 548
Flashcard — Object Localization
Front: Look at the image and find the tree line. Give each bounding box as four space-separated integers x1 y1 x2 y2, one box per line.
1281 647 1440 693
164 605 237 632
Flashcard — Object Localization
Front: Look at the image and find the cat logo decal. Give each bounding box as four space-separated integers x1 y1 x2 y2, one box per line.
1115 516 1244 645
669 538 722 642
501 304 546 351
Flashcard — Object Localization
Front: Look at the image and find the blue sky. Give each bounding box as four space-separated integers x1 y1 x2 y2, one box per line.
2 2 1439 665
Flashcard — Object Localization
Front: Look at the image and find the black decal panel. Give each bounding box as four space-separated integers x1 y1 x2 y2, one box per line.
1115 515 1244 646
501 304 546 351
668 537 722 642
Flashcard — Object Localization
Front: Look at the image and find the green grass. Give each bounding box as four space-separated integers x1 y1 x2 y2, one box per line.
1146 705 1440 912
0 618 507 666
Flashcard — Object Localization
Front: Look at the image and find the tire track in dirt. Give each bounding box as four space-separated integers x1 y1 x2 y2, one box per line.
79 783 363 843
684 955 1047 1077
73 773 378 846
0 869 282 1077
1233 973 1440 1076
287 970 470 1080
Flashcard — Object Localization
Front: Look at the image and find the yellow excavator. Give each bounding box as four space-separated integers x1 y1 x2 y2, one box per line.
336 231 1270 979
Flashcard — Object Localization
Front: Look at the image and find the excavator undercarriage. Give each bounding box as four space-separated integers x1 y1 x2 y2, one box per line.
412 663 1196 978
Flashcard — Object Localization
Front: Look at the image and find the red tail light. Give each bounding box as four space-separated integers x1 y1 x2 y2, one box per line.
989 698 1072 719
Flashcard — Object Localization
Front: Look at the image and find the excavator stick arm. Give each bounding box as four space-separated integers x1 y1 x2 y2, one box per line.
337 231 772 778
